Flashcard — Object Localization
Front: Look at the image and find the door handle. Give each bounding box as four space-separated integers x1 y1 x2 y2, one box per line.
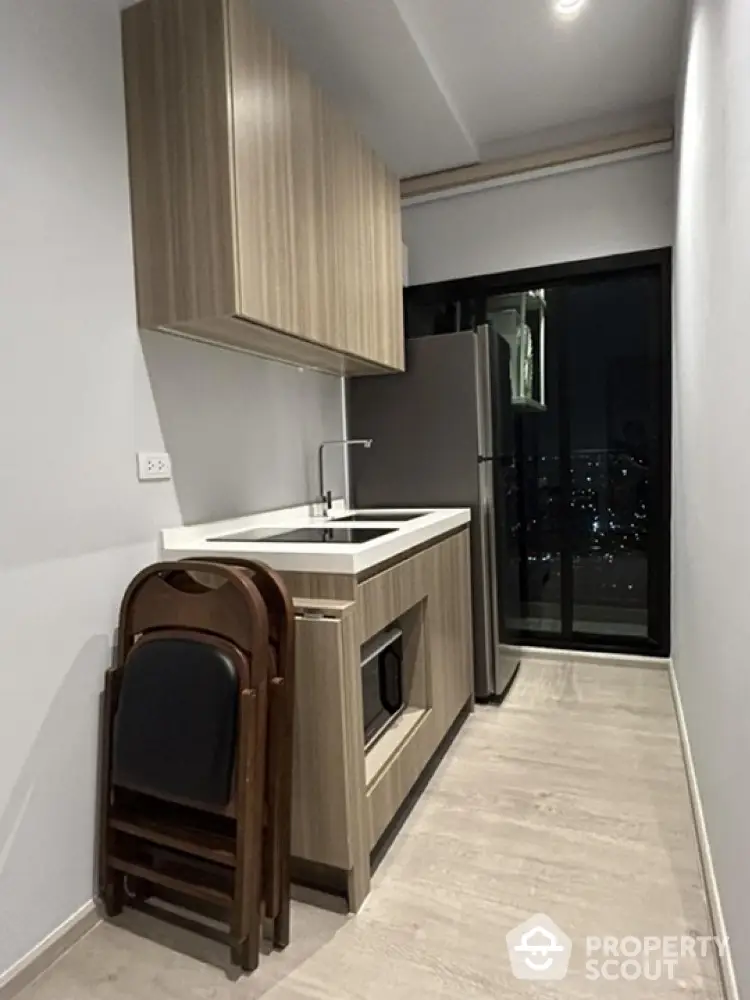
378 649 403 713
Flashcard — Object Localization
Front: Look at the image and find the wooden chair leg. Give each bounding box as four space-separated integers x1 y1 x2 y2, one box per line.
272 680 294 950
231 685 267 973
262 676 294 949
103 870 125 917
99 671 122 917
263 678 285 922
273 898 290 950
230 937 258 973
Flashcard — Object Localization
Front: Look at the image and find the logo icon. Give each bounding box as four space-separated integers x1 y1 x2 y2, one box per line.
506 914 572 980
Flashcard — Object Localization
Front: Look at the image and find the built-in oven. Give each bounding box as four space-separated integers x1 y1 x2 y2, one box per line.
361 625 404 749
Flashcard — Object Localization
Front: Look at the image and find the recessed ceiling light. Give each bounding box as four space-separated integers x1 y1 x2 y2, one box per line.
553 0 587 19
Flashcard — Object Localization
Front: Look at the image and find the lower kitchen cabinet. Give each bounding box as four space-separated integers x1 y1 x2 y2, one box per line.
287 529 473 908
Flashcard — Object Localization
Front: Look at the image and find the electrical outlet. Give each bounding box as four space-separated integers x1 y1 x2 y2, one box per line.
137 451 172 481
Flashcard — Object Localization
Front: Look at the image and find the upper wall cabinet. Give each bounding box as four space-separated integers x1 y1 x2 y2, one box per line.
122 0 405 376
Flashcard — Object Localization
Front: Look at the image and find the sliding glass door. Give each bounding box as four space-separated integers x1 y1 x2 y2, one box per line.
493 261 669 653
405 250 671 656
564 273 661 642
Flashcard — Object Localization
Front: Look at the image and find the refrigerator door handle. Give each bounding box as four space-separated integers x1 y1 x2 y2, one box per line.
475 325 493 461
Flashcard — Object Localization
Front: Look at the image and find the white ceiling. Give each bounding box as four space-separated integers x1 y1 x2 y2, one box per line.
253 0 686 178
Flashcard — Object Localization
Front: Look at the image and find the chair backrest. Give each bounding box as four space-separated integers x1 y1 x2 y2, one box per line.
118 562 271 685
190 558 296 684
112 561 272 809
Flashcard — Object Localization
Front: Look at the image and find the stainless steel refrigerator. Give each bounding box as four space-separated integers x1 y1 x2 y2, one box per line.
348 326 520 699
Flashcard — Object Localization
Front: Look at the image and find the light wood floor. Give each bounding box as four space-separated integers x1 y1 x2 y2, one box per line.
16 660 722 999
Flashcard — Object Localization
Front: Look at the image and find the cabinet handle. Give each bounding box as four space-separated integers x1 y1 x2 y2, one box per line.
378 649 403 713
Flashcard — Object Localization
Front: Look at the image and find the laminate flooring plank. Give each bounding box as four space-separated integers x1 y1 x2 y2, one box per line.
14 662 722 1000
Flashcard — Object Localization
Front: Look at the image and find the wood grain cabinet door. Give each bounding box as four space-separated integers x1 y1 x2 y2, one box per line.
370 148 405 370
326 110 405 369
123 0 404 372
226 0 300 336
328 107 366 360
379 158 406 371
297 87 339 349
121 0 239 331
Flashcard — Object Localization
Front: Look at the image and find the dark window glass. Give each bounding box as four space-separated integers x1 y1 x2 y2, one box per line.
403 253 670 656
563 273 659 640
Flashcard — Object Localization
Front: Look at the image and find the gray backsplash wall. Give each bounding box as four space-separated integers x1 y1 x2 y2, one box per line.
140 329 347 524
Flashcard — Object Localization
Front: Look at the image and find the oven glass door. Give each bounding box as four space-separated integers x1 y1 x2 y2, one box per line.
362 657 391 747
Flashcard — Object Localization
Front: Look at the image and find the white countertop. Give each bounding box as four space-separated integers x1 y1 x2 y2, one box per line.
161 502 471 575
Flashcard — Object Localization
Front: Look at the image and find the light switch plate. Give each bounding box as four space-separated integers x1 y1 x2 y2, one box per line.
137 451 172 481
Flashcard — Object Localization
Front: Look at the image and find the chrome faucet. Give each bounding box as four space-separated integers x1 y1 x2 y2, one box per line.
317 438 373 516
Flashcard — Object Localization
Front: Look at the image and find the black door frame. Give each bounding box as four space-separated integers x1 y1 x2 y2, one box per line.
404 248 672 657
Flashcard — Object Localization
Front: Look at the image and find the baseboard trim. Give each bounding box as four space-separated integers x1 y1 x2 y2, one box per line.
0 900 99 998
501 644 669 671
668 662 738 1000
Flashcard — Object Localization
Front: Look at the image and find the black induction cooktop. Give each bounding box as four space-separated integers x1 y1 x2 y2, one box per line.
333 512 426 522
208 526 396 545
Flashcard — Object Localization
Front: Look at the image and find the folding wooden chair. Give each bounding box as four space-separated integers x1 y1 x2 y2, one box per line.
191 556 296 949
99 559 284 971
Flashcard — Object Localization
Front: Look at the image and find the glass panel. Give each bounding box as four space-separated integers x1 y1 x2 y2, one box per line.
402 256 669 656
491 291 562 637
565 273 658 639
509 445 564 635
487 290 546 408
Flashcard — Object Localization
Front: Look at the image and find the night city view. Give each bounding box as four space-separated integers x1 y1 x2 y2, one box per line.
494 267 668 647
506 449 650 635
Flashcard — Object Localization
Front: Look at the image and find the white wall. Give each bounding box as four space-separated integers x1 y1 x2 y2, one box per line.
0 0 344 980
139 332 345 524
673 0 749 996
402 152 674 285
